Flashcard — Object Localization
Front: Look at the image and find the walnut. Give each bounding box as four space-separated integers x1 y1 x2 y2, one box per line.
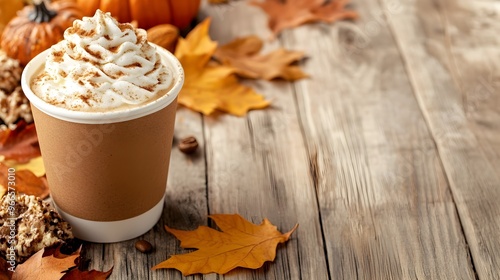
0 51 33 129
0 51 22 93
0 194 74 263
0 86 33 129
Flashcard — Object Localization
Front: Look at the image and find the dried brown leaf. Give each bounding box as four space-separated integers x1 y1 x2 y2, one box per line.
60 267 114 280
11 246 112 280
153 214 298 275
214 35 308 80
0 257 13 280
12 246 78 280
0 121 40 164
175 19 270 116
252 0 358 36
0 163 49 199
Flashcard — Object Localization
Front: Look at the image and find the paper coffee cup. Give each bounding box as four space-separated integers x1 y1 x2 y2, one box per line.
21 45 184 243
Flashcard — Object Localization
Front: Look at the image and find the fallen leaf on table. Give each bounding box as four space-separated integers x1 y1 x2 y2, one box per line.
11 245 113 280
179 56 269 116
208 0 229 3
0 256 13 279
175 18 217 64
175 18 270 116
4 156 45 177
0 163 49 199
251 0 358 36
0 121 40 164
12 246 78 280
60 266 114 280
153 214 299 276
214 35 308 80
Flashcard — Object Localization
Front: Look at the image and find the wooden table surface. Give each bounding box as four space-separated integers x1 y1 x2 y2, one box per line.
82 0 500 279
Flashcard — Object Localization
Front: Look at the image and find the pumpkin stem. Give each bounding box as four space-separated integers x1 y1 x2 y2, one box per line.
28 0 57 23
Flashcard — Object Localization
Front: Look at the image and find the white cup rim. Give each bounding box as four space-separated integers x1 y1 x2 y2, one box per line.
21 43 184 124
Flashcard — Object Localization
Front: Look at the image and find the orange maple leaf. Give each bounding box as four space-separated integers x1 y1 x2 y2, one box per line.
0 257 13 279
152 214 299 276
60 266 114 280
252 0 358 36
174 18 270 116
11 245 113 280
175 18 217 64
12 246 78 280
0 163 49 199
0 121 40 164
214 35 308 80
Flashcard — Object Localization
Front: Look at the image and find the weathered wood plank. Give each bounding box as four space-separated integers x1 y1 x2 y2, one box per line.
201 2 330 279
381 0 500 278
281 0 476 278
77 0 500 278
460 0 500 174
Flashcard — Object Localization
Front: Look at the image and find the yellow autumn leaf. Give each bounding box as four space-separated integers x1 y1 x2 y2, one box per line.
214 35 308 80
0 163 49 199
5 156 45 177
0 156 46 198
175 18 217 66
174 18 270 116
153 214 298 275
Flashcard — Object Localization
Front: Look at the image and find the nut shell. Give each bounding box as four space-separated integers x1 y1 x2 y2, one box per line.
147 24 179 53
0 50 22 93
0 51 33 129
0 86 33 130
0 194 73 263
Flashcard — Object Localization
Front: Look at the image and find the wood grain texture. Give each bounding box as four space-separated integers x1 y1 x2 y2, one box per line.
202 2 329 279
382 0 500 278
77 0 500 279
278 0 477 278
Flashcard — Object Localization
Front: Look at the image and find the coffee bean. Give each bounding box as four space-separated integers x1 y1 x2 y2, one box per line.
135 240 153 254
179 136 198 154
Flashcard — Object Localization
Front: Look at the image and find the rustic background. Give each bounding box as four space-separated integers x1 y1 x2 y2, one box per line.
83 0 500 279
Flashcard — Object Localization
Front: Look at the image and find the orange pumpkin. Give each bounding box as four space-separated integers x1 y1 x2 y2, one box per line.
1 0 83 66
0 0 24 41
76 0 201 30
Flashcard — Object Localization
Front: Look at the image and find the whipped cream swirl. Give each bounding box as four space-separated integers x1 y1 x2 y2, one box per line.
32 10 173 111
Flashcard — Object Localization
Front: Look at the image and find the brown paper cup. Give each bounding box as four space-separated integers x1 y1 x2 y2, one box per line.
21 45 183 243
